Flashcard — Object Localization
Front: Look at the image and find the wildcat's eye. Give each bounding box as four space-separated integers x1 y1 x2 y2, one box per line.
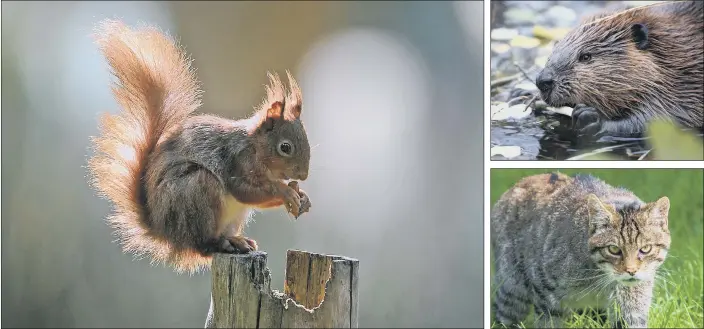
607 245 622 255
277 140 293 157
579 53 592 62
639 245 652 254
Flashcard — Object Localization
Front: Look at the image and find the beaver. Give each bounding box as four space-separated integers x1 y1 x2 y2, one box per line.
535 1 703 139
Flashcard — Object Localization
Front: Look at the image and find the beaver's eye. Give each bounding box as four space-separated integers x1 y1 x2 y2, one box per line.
579 53 592 62
640 245 652 254
607 245 622 255
277 140 293 157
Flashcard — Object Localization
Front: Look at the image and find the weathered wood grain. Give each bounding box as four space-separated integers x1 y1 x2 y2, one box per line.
205 249 359 328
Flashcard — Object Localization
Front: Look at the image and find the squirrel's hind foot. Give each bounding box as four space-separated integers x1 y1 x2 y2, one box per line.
217 235 258 254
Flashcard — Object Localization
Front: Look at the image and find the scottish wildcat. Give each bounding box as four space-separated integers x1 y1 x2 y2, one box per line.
491 173 671 328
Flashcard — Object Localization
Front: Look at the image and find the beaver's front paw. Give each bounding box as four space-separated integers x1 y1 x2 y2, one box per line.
572 104 602 137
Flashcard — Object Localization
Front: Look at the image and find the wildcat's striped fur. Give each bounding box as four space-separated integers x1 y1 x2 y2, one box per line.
491 173 671 328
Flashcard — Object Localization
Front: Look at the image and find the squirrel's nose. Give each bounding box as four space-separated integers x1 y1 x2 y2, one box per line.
296 167 308 181
536 69 555 94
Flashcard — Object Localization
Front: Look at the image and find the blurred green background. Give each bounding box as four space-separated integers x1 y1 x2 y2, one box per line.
490 169 704 328
1 1 485 327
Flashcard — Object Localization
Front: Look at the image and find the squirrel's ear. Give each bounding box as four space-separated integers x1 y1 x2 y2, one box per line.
631 23 649 50
266 101 285 120
262 101 285 130
284 70 302 119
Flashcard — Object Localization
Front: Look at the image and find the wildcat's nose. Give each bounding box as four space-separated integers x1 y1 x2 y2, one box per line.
536 68 555 94
625 268 637 276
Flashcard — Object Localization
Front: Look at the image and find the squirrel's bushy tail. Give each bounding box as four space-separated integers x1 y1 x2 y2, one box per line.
87 20 202 271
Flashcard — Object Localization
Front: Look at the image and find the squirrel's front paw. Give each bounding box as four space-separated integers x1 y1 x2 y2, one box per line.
297 189 311 218
280 183 302 218
572 104 602 138
222 236 257 254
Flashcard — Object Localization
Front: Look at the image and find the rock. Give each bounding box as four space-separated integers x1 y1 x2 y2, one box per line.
491 42 512 54
545 5 577 27
504 7 536 25
491 146 522 159
514 82 538 92
491 28 519 41
534 55 549 68
625 1 665 8
491 102 532 121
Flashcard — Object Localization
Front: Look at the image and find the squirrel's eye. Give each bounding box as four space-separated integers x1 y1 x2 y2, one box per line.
607 245 622 255
579 53 592 62
639 245 652 254
277 141 293 157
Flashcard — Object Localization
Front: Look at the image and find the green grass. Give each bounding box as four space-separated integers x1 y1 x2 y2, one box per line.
490 169 704 328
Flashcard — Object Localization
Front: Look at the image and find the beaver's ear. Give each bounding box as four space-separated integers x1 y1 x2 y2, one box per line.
631 23 649 50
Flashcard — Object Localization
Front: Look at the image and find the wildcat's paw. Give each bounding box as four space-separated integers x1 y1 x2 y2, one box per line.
572 104 602 137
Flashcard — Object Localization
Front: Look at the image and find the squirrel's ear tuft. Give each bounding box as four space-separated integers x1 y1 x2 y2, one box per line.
631 23 649 50
284 70 302 120
258 72 287 130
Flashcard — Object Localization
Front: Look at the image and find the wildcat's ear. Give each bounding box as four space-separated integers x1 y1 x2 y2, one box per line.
631 23 649 50
648 196 670 230
586 194 616 233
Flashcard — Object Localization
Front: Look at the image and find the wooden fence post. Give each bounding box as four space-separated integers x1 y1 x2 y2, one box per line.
205 250 359 328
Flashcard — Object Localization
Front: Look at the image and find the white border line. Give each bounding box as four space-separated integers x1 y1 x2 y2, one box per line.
491 160 704 169
483 1 491 328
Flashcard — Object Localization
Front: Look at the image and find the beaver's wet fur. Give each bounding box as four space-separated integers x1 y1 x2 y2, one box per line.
536 1 703 138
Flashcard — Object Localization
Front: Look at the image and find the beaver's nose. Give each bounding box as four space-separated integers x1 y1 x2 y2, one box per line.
536 69 555 94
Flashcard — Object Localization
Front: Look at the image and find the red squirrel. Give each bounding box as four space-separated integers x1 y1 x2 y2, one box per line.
87 20 312 274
